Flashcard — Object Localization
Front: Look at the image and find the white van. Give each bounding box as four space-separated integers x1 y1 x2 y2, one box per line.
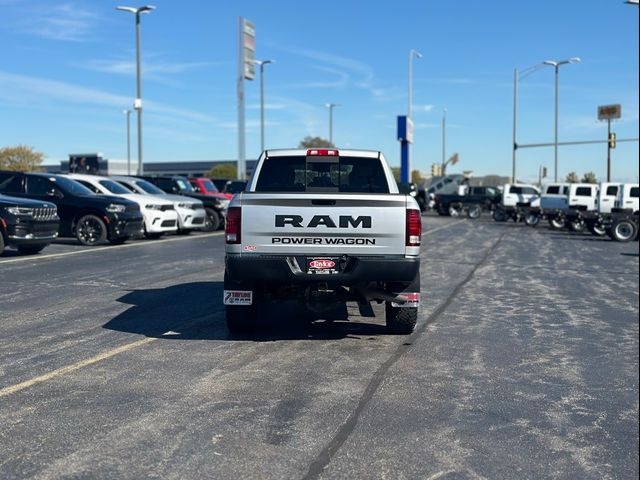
540 183 569 210
501 184 540 208
615 183 639 213
567 183 598 211
597 183 620 213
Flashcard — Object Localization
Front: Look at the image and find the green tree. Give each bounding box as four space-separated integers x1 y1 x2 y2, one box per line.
298 136 335 148
205 163 237 179
0 145 44 171
390 167 422 185
581 171 598 184
565 171 579 183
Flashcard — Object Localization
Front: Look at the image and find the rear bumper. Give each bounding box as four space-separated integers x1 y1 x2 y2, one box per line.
225 254 419 285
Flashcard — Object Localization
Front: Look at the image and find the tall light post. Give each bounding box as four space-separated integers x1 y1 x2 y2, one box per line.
116 5 155 176
326 103 340 145
408 49 422 118
123 109 132 175
543 57 581 182
512 63 548 183
441 109 447 172
253 59 274 152
401 48 422 183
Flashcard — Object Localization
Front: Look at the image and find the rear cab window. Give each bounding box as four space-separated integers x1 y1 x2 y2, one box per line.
546 186 560 195
630 187 639 198
576 187 592 197
254 155 390 193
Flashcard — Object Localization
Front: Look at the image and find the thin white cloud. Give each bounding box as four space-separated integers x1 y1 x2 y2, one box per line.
287 65 350 89
417 77 475 85
275 45 374 88
414 123 440 130
417 104 435 113
16 3 100 42
246 103 286 110
81 55 228 84
0 70 217 124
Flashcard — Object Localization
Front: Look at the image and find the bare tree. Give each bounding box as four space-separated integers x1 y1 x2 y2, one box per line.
298 136 335 148
0 145 44 171
565 171 579 183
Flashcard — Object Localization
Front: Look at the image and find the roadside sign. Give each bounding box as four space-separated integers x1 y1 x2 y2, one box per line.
397 116 414 144
598 104 621 120
242 19 255 80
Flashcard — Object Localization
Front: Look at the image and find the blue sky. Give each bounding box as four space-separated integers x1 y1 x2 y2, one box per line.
0 0 638 183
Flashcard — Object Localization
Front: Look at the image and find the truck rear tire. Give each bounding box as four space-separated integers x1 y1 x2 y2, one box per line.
548 216 565 230
569 219 586 233
524 212 540 227
224 272 258 334
588 223 606 237
467 205 481 219
385 303 417 334
493 208 507 222
609 218 638 242
202 208 220 232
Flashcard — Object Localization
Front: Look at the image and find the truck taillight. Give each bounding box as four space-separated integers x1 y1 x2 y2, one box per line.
406 209 422 246
225 207 241 244
306 149 339 156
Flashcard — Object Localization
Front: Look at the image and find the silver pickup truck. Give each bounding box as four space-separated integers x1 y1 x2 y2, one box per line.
223 148 422 334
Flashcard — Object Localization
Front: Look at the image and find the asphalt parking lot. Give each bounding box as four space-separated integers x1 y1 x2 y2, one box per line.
1 215 638 479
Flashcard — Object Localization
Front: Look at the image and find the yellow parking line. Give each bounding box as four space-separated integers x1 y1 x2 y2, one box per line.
423 219 465 236
0 337 157 398
0 231 224 265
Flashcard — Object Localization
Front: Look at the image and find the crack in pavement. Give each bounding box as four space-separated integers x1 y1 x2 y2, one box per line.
301 228 508 480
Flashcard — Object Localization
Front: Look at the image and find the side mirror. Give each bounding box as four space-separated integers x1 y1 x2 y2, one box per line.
47 189 63 199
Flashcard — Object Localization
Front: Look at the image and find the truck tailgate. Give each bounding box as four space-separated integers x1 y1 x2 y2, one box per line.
238 193 408 256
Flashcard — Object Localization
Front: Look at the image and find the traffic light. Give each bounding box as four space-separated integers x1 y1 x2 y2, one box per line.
431 163 437 176
608 132 616 149
542 166 548 178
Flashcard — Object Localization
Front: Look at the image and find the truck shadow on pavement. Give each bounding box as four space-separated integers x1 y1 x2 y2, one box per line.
103 281 388 342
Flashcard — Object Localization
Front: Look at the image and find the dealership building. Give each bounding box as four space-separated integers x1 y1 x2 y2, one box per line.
43 156 257 178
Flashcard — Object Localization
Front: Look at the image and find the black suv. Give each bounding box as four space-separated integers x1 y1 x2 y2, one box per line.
0 194 60 255
0 171 143 246
140 175 227 231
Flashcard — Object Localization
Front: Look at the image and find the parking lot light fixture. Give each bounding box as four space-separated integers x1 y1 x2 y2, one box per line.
253 59 274 152
116 5 156 176
542 57 581 182
123 109 132 175
326 103 340 146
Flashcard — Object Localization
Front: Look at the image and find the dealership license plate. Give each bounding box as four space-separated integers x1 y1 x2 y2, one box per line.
306 257 340 274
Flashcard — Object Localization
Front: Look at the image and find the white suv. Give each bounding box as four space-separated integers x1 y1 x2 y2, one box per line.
110 176 207 234
67 174 179 239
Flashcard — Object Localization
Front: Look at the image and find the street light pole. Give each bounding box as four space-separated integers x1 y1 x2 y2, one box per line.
441 109 446 171
326 103 340 145
512 68 518 183
408 49 422 118
124 109 132 175
254 59 273 153
543 57 581 182
116 5 155 176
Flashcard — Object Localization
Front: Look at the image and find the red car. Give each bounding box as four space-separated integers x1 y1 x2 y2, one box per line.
188 177 233 200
